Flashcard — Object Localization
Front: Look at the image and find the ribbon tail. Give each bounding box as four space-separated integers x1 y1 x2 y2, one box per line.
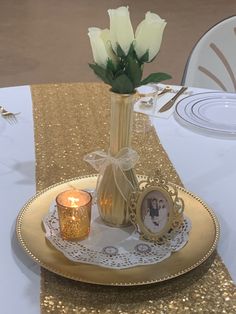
112 164 136 201
95 171 102 202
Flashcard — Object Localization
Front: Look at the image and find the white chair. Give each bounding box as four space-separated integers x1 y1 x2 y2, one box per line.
182 16 236 92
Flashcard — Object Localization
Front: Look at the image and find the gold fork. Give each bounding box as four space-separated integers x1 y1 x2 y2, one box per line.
0 105 20 124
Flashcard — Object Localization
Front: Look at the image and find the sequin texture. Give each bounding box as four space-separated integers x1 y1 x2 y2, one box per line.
31 83 236 313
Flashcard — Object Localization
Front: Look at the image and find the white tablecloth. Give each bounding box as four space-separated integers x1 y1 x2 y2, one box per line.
0 85 235 314
0 86 39 314
151 87 236 282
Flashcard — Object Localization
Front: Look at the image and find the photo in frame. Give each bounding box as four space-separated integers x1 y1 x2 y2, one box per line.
128 175 185 243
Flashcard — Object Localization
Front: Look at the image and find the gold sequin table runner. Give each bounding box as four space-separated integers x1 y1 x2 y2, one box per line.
31 82 236 313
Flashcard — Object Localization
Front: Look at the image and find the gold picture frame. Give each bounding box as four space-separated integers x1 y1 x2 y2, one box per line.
128 174 185 243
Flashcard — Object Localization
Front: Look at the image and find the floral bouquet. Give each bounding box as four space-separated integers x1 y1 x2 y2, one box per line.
88 6 171 94
85 7 170 227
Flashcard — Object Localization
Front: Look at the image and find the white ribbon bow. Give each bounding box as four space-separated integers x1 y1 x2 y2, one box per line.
84 147 139 201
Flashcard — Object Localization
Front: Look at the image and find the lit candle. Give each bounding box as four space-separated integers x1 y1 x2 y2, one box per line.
56 189 92 241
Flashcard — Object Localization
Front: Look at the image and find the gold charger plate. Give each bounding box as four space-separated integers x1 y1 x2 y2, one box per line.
16 175 219 286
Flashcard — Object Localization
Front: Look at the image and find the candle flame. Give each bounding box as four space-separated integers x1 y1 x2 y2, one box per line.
68 196 80 208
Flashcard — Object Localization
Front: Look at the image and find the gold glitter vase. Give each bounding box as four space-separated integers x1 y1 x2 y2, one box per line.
97 92 138 227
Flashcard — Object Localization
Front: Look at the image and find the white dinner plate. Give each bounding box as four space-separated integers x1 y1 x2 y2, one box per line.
175 92 236 137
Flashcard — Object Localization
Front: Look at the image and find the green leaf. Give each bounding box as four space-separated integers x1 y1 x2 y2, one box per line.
139 50 149 63
114 69 124 79
116 44 126 58
125 56 142 87
111 74 134 94
89 63 112 85
106 59 116 74
140 72 172 85
106 59 116 83
127 43 135 57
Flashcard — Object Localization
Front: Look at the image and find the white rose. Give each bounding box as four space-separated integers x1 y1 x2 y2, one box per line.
134 12 167 61
88 27 117 68
108 6 134 55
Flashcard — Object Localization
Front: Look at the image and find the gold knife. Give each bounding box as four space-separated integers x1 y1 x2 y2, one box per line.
158 86 188 113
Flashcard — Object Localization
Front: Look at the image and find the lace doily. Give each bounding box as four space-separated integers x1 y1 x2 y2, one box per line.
43 193 191 269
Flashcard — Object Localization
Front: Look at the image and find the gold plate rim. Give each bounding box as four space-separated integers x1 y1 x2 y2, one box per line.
16 174 220 286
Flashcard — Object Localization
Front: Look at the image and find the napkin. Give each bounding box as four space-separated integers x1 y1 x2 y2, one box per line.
135 84 193 119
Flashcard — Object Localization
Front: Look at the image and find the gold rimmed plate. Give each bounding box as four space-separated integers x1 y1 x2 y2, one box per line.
16 175 219 286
